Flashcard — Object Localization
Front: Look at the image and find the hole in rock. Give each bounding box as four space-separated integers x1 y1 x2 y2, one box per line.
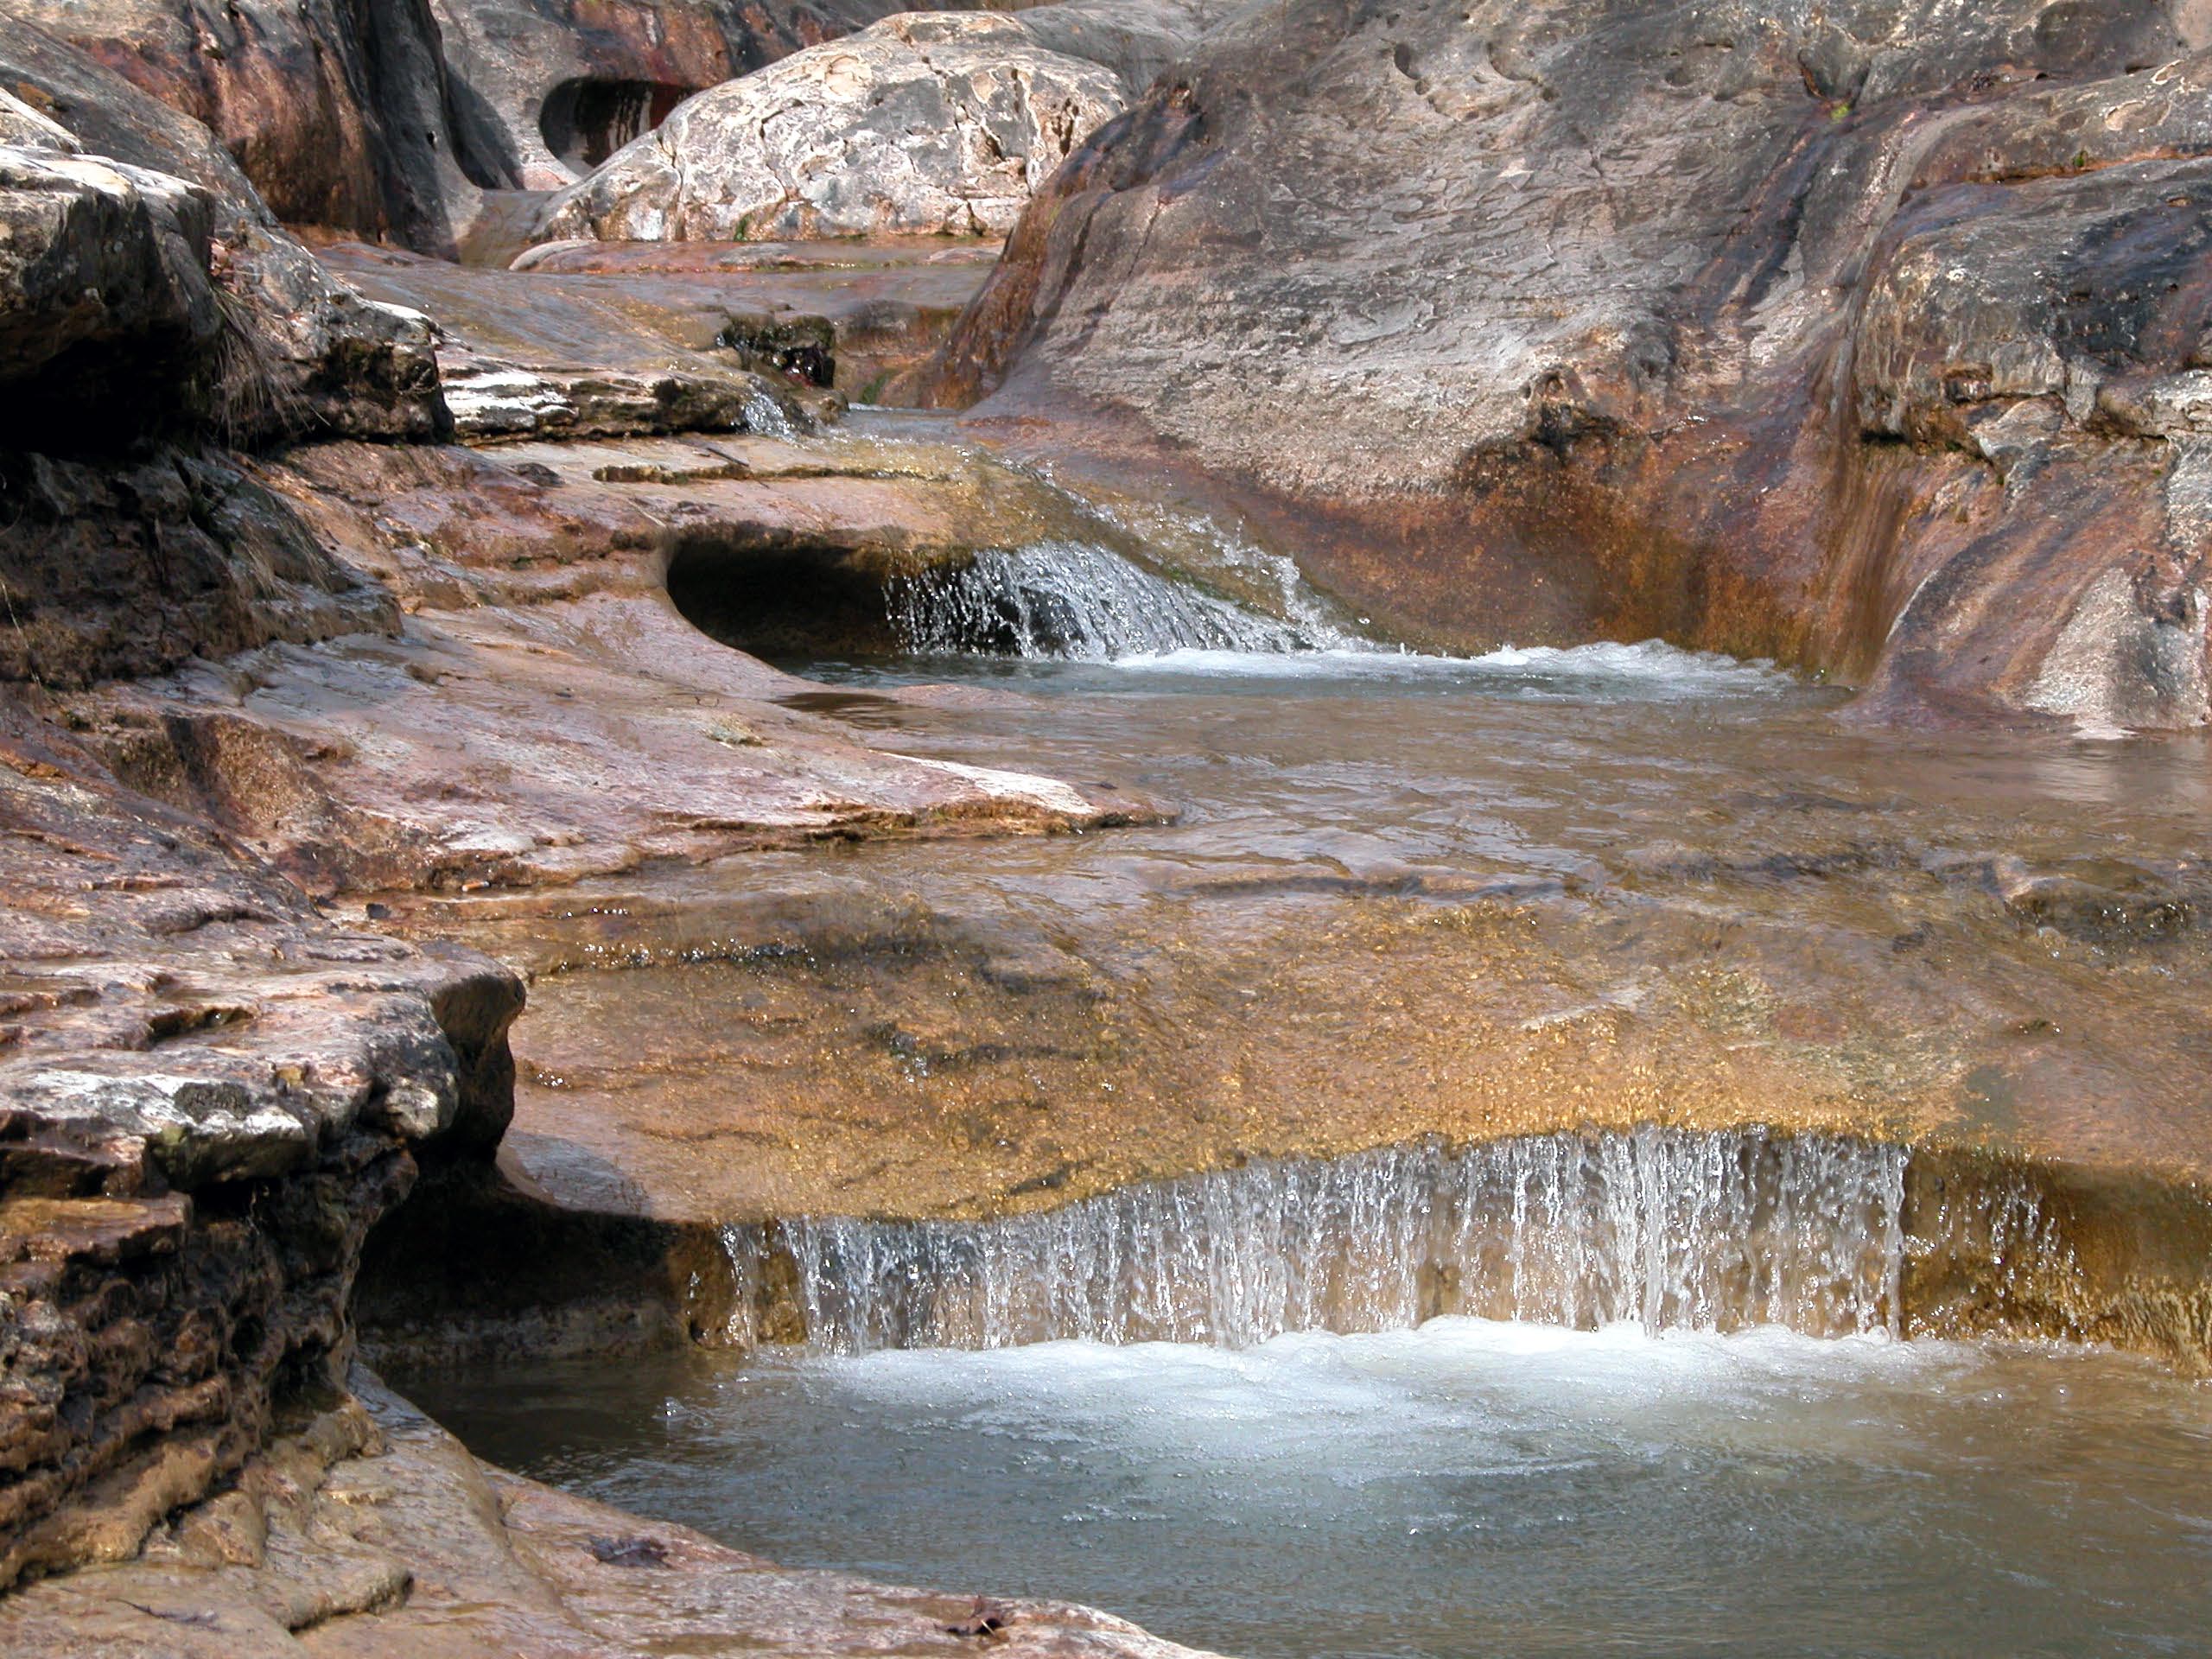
538 79 697 173
666 535 912 659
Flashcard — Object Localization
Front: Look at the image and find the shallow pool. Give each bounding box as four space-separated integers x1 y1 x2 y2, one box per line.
405 1319 2212 1658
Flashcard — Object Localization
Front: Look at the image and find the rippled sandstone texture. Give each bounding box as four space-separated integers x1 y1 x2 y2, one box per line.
937 0 2212 728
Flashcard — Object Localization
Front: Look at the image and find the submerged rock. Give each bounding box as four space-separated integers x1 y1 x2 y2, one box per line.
0 1370 1225 1655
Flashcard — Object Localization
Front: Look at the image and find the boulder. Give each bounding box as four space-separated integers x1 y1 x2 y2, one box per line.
0 21 446 443
931 0 2212 729
429 0 925 191
0 145 220 447
531 3 1212 243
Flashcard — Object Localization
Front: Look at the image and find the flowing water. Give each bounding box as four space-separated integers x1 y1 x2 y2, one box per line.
739 1129 1911 1352
419 493 2212 1657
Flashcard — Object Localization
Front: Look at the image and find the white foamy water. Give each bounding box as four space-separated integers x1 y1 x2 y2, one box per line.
882 537 1793 700
412 1318 2212 1659
730 1129 1910 1355
1104 639 1795 696
888 539 1351 659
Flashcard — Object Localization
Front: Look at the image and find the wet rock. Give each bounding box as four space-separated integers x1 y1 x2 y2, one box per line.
931 0 2212 729
320 239 810 442
508 237 1004 403
532 6 1205 244
0 690 529 1586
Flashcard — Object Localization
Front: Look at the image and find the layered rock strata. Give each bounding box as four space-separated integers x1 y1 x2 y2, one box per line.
0 691 524 1587
934 0 2212 728
0 17 1146 1610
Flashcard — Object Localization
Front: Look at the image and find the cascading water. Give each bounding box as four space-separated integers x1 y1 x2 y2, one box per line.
725 1128 1911 1354
886 538 1358 659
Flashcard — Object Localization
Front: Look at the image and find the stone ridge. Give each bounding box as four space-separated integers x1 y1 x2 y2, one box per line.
934 0 2212 730
0 699 525 1589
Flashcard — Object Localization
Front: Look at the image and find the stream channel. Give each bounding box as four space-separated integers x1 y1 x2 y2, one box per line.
402 442 2212 1657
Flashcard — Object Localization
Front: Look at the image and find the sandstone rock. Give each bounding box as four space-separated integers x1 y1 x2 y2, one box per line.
506 237 1003 403
0 144 220 447
533 10 1149 243
0 447 397 688
0 22 448 443
932 0 2212 729
0 412 1148 1595
430 0 924 191
3 0 482 253
318 238 814 441
0 701 524 1586
0 86 76 150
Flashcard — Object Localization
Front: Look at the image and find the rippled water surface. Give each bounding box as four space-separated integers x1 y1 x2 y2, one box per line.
408 1322 2212 1659
417 524 2212 1656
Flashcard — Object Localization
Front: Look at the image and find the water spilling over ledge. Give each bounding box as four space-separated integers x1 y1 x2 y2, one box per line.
887 537 1356 659
725 1128 1916 1353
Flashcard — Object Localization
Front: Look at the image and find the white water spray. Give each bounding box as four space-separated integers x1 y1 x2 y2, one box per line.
726 1128 1911 1354
887 539 1357 659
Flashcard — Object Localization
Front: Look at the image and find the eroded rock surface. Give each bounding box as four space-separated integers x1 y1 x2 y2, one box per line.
935 0 2212 728
3 0 481 254
535 3 1213 243
431 0 1001 191
0 695 524 1587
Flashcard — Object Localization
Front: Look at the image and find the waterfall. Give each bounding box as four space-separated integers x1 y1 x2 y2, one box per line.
886 539 1351 659
726 1128 1912 1354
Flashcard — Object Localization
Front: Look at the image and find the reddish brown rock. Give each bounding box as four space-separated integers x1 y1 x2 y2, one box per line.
931 0 2212 731
0 22 447 445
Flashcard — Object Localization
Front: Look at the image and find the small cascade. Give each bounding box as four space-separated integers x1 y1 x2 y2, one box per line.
886 539 1352 659
741 387 798 439
727 1128 1911 1354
